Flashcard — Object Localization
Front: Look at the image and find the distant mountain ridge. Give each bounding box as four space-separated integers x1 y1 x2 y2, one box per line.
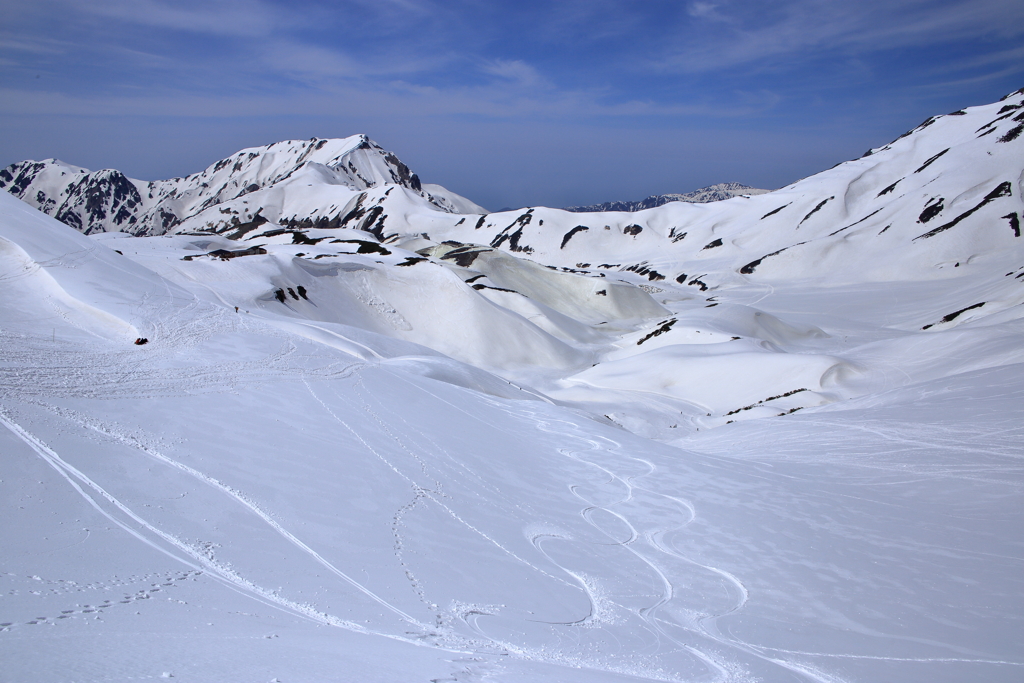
0 135 485 236
564 182 770 213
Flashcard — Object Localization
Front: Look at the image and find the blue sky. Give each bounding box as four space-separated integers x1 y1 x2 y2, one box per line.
2 0 1023 210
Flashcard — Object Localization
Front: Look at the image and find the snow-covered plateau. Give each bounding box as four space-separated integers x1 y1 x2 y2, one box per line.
1 89 1023 682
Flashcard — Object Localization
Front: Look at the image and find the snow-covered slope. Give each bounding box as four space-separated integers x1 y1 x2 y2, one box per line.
2 89 1024 683
564 182 770 212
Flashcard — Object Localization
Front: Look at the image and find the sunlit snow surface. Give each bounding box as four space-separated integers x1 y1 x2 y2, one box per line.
2 91 1024 682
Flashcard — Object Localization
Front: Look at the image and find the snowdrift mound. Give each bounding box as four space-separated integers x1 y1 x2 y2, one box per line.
0 191 194 341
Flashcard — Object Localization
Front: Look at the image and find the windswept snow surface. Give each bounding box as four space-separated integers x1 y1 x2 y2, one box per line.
2 90 1024 682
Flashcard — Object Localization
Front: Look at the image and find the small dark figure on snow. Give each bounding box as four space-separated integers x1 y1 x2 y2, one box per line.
134 338 148 345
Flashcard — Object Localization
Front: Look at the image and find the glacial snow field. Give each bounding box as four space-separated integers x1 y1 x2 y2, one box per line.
1 89 1023 682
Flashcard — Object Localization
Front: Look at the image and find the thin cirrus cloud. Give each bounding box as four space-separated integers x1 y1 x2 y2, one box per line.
660 0 1024 73
76 0 284 37
1 0 1023 208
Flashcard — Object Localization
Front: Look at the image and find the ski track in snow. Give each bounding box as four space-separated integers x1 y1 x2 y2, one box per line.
305 372 764 681
0 405 489 654
532 416 771 682
23 400 429 630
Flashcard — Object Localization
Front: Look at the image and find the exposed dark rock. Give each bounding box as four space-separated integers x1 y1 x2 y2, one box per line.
335 239 391 255
471 283 518 293
1003 213 1021 237
915 182 1012 240
892 116 938 145
688 277 708 291
560 225 590 249
998 124 1023 143
922 302 985 329
668 227 687 242
761 204 790 219
877 179 901 197
914 148 949 173
726 388 808 415
830 208 884 236
182 246 268 261
622 262 665 280
382 152 421 191
441 246 490 267
740 242 808 274
798 197 833 226
701 238 723 250
918 198 945 223
224 212 269 240
338 193 369 227
976 111 1016 133
637 319 676 345
490 211 533 251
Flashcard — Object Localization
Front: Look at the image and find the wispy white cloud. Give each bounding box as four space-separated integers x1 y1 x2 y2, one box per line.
2 0 1023 208
77 0 283 37
687 2 727 20
481 60 550 89
662 0 1024 72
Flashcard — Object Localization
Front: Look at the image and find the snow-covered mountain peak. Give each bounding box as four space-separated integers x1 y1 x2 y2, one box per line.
0 135 445 236
188 134 422 195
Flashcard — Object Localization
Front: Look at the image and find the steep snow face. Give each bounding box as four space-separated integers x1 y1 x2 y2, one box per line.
426 89 1024 291
564 182 770 212
0 136 481 236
